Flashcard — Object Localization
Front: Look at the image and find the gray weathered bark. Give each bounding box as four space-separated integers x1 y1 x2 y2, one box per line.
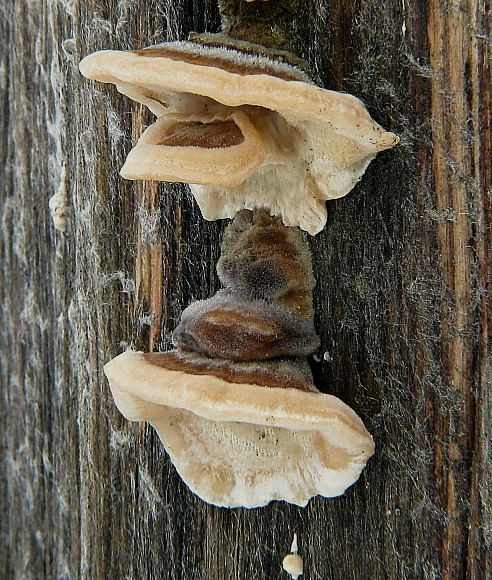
1 0 490 578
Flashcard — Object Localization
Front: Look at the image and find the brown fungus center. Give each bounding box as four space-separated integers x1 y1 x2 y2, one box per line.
157 120 245 148
143 351 318 392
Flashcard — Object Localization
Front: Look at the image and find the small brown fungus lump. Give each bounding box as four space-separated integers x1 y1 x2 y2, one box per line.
79 37 398 235
104 210 375 508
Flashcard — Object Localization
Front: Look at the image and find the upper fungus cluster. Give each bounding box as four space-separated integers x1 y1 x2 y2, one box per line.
79 36 398 235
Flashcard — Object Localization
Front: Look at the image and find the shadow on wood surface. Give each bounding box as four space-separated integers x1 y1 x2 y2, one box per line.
0 0 490 579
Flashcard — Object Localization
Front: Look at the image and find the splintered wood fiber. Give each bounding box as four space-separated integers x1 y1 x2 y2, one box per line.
0 0 490 579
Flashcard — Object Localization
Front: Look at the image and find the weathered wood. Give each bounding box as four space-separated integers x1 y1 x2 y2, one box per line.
1 0 490 579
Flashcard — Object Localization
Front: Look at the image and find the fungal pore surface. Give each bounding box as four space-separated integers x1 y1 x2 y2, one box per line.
104 210 374 508
79 37 398 235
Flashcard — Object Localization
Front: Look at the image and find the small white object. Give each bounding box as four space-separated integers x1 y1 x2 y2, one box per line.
49 166 68 232
282 533 303 579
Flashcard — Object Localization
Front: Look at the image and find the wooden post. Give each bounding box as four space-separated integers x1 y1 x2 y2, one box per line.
1 0 490 578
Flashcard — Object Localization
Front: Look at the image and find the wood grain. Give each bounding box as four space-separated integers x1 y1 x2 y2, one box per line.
1 0 490 578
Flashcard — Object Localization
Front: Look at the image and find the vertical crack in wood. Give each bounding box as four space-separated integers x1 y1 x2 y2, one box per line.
132 104 163 353
467 0 492 577
428 0 486 577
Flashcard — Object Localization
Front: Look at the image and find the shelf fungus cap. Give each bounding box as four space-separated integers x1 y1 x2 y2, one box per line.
79 40 399 235
104 350 375 508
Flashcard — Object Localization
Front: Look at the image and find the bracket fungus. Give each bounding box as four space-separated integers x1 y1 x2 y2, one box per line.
104 210 374 508
79 36 398 235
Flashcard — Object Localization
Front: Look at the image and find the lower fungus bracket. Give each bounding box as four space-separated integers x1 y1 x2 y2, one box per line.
104 209 374 508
